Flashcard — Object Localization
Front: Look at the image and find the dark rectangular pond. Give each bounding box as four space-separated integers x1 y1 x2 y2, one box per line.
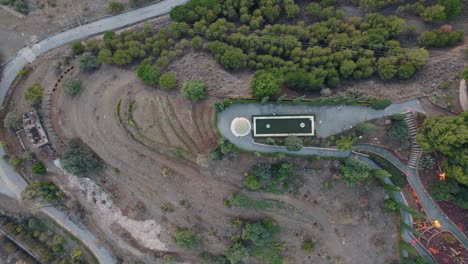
253 115 314 137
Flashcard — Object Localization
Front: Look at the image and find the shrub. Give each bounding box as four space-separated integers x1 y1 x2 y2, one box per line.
251 69 283 98
62 78 82 96
159 72 177 89
22 180 64 202
357 123 377 134
301 240 315 252
336 136 357 150
77 52 98 72
98 49 113 64
136 63 160 86
370 98 392 110
4 111 22 130
173 227 199 249
24 83 43 105
339 157 373 186
461 66 468 80
284 136 303 151
420 155 435 169
71 41 84 54
243 174 260 190
181 80 206 101
61 138 101 176
241 219 279 246
442 233 456 244
191 36 203 50
10 156 22 168
108 1 124 14
384 198 397 212
13 0 29 14
224 243 249 264
31 161 47 175
388 120 409 142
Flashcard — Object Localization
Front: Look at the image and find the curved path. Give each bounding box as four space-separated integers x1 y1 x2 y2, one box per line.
0 0 188 263
217 102 468 252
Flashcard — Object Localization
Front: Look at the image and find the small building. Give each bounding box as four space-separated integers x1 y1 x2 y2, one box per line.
21 111 49 149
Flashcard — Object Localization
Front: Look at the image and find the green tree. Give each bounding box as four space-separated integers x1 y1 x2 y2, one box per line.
224 243 249 264
31 161 47 175
98 49 113 64
77 52 98 72
284 136 303 151
136 63 161 86
191 36 203 50
113 49 132 66
181 80 206 101
173 227 199 249
241 219 278 246
61 139 101 176
251 69 283 98
416 112 467 185
336 136 357 150
24 83 43 105
4 111 22 130
438 0 461 19
159 72 177 89
376 56 398 80
243 174 260 190
62 78 82 96
71 41 84 54
421 4 446 22
340 60 357 79
428 179 459 201
339 157 373 186
220 48 246 70
108 1 124 14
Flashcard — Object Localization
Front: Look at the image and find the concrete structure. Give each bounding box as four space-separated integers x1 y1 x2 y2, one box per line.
253 115 314 137
230 117 251 137
22 111 49 149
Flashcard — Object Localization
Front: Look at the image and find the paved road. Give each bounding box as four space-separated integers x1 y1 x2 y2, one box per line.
217 101 467 253
0 0 189 263
217 100 424 157
354 144 468 247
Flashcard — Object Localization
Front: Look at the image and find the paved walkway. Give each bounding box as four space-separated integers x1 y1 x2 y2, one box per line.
0 1 189 263
217 101 468 251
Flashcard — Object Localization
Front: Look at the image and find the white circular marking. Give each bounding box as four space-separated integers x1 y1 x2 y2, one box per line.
300 122 305 128
266 124 270 128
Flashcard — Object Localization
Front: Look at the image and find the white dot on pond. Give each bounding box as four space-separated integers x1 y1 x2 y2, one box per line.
266 124 270 128
300 122 305 128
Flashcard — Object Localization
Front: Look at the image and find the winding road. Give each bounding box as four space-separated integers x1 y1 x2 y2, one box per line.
0 0 188 263
217 101 468 259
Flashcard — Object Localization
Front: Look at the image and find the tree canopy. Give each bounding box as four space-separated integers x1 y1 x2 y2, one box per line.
339 157 374 186
61 139 101 176
24 83 43 105
416 112 467 185
181 80 206 101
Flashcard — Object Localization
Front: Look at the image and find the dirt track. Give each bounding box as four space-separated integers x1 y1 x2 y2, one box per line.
50 61 399 262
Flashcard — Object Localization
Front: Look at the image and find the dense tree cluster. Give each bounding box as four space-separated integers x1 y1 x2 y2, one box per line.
418 28 464 48
416 112 467 186
397 0 461 21
169 0 429 96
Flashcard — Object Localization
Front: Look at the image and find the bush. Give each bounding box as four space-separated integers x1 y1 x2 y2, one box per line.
384 198 397 212
241 219 279 246
370 98 392 110
4 111 22 130
173 227 199 249
191 36 203 50
336 136 357 150
108 1 124 14
388 120 409 142
24 83 43 105
339 157 373 186
136 63 160 86
22 180 64 202
181 80 206 101
159 72 177 89
62 78 82 96
224 243 249 264
77 52 98 72
357 123 377 134
10 156 22 168
284 136 303 151
61 139 101 176
301 240 315 252
98 49 113 64
420 155 435 169
251 69 283 98
13 0 29 14
71 41 84 54
461 67 468 80
31 161 47 175
243 174 260 190
418 29 464 48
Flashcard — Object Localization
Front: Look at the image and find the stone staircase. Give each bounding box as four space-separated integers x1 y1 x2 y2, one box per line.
405 111 422 169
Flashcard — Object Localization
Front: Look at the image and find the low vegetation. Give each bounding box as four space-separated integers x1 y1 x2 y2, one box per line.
22 180 64 202
339 157 374 186
4 111 22 130
209 138 236 160
428 178 468 209
62 78 82 96
173 227 199 249
181 80 206 101
24 83 43 106
243 162 294 193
